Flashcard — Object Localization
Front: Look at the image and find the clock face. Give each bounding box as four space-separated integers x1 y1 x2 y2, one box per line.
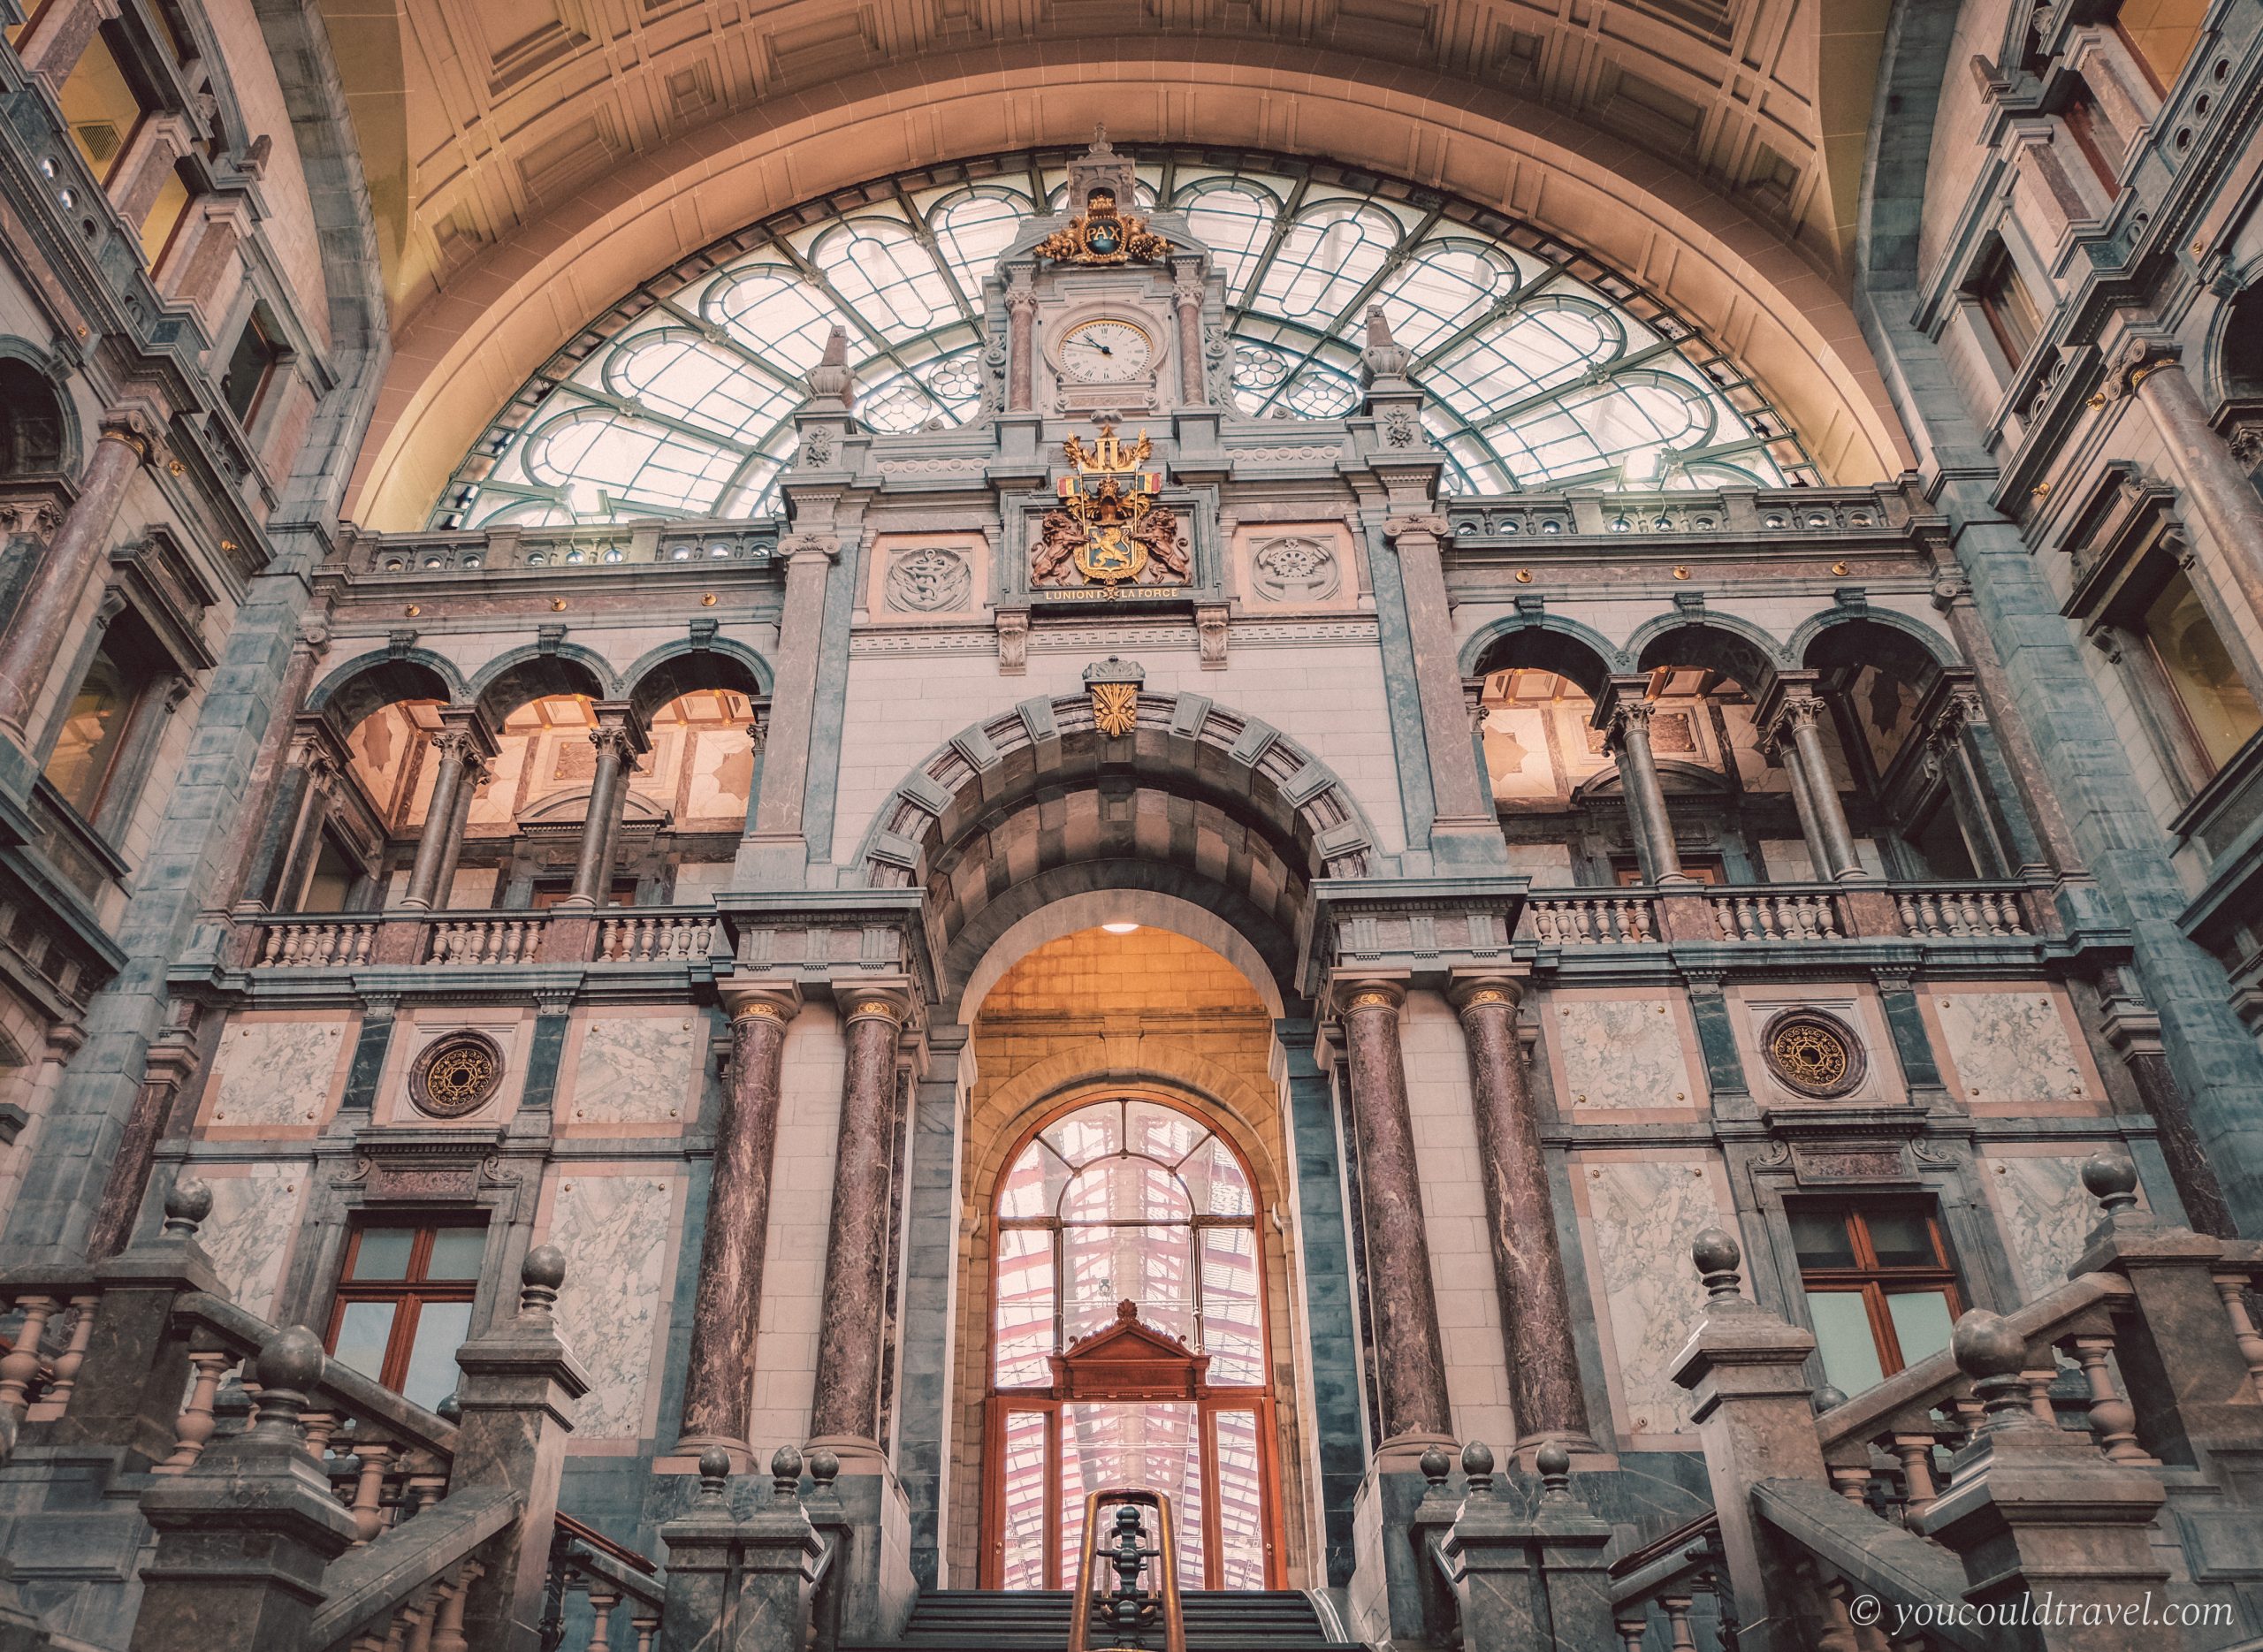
1059 317 1154 384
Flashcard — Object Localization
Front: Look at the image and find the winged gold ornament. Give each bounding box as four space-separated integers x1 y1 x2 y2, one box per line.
1036 187 1171 266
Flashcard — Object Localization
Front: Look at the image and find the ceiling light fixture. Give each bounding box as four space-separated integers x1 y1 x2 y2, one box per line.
1101 922 1139 935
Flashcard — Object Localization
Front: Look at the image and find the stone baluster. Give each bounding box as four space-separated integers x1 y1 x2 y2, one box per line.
679 984 800 1464
155 1342 237 1475
1912 1312 2169 1650
2066 1334 2149 1463
2211 1273 2263 1400
1333 978 1453 1449
0 406 157 746
1451 977 1595 1451
450 1245 591 1652
585 1581 620 1652
133 1327 360 1651
809 986 910 1458
1596 678 1684 883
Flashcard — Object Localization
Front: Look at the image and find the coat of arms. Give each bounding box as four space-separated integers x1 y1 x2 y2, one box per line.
1032 423 1190 592
1035 186 1171 266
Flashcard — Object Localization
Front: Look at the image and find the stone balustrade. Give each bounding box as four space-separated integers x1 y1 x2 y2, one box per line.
596 913 720 963
243 907 721 971
1894 887 2033 938
1708 888 1845 941
545 1518 665 1652
1519 894 1657 944
427 917 542 965
256 918 380 967
1514 879 2046 947
1604 1511 1737 1652
339 519 777 577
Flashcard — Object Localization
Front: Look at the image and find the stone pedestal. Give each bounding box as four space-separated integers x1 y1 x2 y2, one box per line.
798 1447 917 1647
1448 1443 1615 1652
132 1328 359 1652
449 1245 591 1652
659 1449 825 1652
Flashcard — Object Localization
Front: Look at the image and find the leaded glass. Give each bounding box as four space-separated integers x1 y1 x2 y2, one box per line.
435 147 1815 528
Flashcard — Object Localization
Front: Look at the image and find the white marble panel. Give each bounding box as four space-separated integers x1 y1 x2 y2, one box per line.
1584 1160 1726 1434
1937 992 2088 1105
201 1164 308 1321
549 1173 674 1438
571 1015 698 1124
1556 998 1694 1111
206 1019 347 1127
1985 1154 2108 1299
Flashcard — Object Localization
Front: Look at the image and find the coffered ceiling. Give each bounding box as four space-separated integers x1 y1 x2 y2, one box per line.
318 0 1910 524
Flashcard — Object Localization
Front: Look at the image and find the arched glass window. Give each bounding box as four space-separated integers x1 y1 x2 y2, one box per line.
434 148 1816 528
987 1096 1275 1592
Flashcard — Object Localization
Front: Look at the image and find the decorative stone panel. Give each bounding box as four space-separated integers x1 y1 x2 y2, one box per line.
1574 1153 1733 1439
864 532 987 623
1930 987 2094 1108
1549 993 1699 1114
545 1169 678 1440
561 1009 702 1130
198 1016 351 1133
199 1162 310 1321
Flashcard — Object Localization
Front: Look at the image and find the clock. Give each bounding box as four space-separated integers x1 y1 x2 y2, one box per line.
1059 317 1155 384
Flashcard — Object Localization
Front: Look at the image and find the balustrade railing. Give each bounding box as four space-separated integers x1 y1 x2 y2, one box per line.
545 1512 665 1652
1512 879 2044 946
1894 886 2032 937
427 915 542 964
1709 887 1845 940
597 912 719 962
243 906 720 971
256 917 379 967
1605 1511 1737 1652
1517 893 1657 944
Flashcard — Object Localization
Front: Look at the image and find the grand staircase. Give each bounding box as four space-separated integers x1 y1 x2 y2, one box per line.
846 1590 1367 1651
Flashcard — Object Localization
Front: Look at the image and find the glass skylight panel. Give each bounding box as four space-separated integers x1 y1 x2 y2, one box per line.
437 148 1810 527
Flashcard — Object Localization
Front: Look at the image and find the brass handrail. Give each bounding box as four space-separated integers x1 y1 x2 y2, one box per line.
1063 1486 1186 1652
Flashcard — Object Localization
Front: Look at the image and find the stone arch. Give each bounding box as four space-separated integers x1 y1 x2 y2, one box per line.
1794 609 1961 695
1459 613 1625 696
304 651 468 733
852 690 1380 980
1627 613 1787 695
0 343 72 475
952 885 1289 1022
2211 274 2263 400
467 645 617 727
620 637 773 727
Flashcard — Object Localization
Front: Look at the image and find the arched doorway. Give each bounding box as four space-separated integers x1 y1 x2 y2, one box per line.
982 1094 1280 1591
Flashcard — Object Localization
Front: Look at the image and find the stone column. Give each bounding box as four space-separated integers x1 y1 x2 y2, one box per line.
1452 978 1594 1451
217 623 331 912
809 986 909 1458
427 748 488 912
400 731 472 910
1596 679 1682 883
15 0 107 84
562 708 645 908
1761 680 1863 880
1926 681 2049 877
2111 335 2263 630
742 535 836 877
679 983 801 1465
1005 277 1037 414
1381 515 1500 862
237 728 335 913
1174 267 1206 406
0 408 155 744
1335 978 1453 1450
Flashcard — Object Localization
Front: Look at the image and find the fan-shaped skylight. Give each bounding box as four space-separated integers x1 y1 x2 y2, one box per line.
432 148 1816 529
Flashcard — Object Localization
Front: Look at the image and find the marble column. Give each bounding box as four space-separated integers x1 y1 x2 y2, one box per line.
427 748 488 912
1335 979 1453 1449
743 534 835 872
1762 681 1864 880
0 409 154 743
1174 267 1207 406
237 727 334 912
678 983 800 1463
1381 515 1500 846
809 986 910 1459
1006 277 1037 414
563 711 644 908
400 731 473 910
2113 337 2263 630
1452 978 1596 1451
1597 680 1683 883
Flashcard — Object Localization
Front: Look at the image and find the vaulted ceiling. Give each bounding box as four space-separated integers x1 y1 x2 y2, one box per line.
319 0 1911 526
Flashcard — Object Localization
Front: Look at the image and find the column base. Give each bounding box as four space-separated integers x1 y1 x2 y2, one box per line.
1511 1427 1605 1461
549 894 597 910
396 895 435 911
1368 1430 1458 1473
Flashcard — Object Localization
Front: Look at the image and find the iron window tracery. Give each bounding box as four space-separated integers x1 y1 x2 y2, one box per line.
433 148 1816 529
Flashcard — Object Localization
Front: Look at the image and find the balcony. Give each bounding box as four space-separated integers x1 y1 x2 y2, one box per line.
1514 879 2051 948
236 906 723 972
332 518 779 578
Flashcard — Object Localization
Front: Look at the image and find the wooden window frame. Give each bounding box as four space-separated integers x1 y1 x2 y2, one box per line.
1793 1202 1964 1382
322 1219 484 1397
1965 240 2043 372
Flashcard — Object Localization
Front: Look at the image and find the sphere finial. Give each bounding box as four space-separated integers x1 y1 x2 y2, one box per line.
162 1176 212 1239
1952 1310 2038 1431
249 1326 325 1442
520 1245 567 1319
808 1447 841 1488
1535 1442 1573 1503
697 1446 732 1503
2080 1151 2140 1215
770 1443 804 1500
1459 1439 1495 1496
1419 1445 1451 1488
1691 1228 1743 1304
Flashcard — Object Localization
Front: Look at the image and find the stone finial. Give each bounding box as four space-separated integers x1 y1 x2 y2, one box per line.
1459 1439 1495 1496
1360 304 1411 384
437 1393 462 1424
1952 1310 2038 1433
770 1443 804 1500
1691 1229 1744 1305
1535 1442 1573 1504
1810 1383 1848 1416
162 1176 212 1240
249 1326 325 1441
1419 1444 1451 1488
807 327 854 405
520 1245 567 1321
2082 1151 2143 1217
697 1446 732 1504
807 1447 840 1488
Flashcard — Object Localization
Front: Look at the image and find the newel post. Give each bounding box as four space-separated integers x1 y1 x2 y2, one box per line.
659 1446 825 1652
1445 1441 1615 1651
131 1327 359 1652
450 1245 591 1652
1665 1229 1839 1652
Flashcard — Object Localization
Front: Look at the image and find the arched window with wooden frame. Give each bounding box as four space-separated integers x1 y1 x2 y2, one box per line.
984 1094 1279 1592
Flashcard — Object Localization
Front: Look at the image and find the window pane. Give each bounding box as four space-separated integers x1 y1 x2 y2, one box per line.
1805 1290 1886 1396
349 1228 415 1281
331 1300 396 1383
425 1228 486 1281
2143 567 2263 769
139 164 190 268
1863 1210 1939 1269
1059 1404 1203 1590
997 1409 1050 1590
1789 1210 1856 1269
399 1299 473 1412
1200 1227 1264 1386
1211 1407 1268 1589
1885 1290 1956 1372
994 1227 1056 1388
42 650 131 817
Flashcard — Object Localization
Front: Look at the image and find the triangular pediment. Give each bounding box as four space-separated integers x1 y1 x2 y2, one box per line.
1049 1300 1210 1399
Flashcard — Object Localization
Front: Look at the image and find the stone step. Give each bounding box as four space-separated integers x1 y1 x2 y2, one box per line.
849 1588 1367 1651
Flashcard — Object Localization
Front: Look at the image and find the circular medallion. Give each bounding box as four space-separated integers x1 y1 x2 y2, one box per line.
408 1031 506 1119
1761 1010 1863 1099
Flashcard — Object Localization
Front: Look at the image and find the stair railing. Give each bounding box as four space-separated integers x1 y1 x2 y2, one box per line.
1064 1487 1186 1652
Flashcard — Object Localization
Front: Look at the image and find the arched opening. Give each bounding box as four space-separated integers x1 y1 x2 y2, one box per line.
0 362 65 476
985 1090 1277 1592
